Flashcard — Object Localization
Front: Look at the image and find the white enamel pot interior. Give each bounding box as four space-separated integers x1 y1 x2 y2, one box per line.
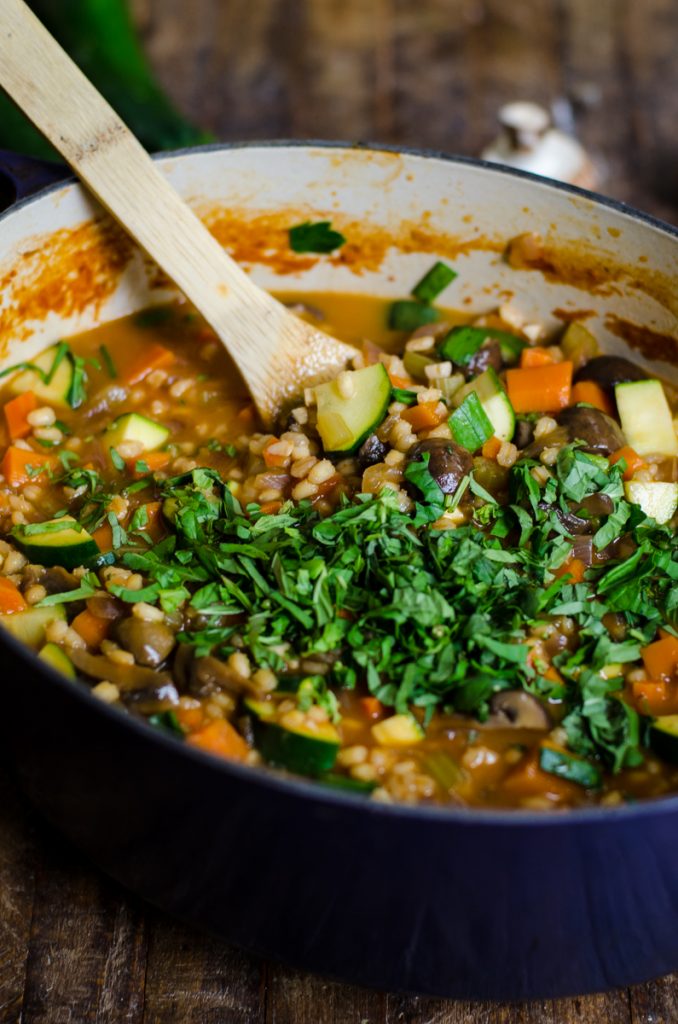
0 142 676 379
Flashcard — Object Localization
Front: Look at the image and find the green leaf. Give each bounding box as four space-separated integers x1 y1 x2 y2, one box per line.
539 746 602 788
449 392 493 451
288 220 346 254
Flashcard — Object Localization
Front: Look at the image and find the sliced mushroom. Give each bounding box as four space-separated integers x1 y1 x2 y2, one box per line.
464 338 502 380
484 690 551 730
69 648 174 693
573 355 648 392
124 680 180 715
556 406 625 455
190 654 270 698
115 616 176 668
405 439 473 495
357 433 388 470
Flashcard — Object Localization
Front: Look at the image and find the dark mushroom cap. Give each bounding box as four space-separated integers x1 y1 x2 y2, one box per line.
115 616 176 669
463 338 502 380
556 405 625 455
486 690 552 729
357 433 388 470
573 355 648 391
405 438 473 495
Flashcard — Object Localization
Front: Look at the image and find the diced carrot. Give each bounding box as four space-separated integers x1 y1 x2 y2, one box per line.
92 521 113 553
505 361 573 413
0 576 28 614
125 342 176 385
389 373 413 389
570 380 614 416
71 609 110 649
402 400 446 431
0 446 58 487
125 450 171 479
554 556 586 584
501 747 577 800
641 635 678 682
361 696 384 719
481 436 502 460
175 703 205 733
237 404 256 424
3 391 37 440
609 445 646 480
263 438 288 468
631 680 678 716
520 347 555 369
186 719 249 761
258 500 283 516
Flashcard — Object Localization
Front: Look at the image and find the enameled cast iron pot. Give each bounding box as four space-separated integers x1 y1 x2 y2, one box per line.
1 143 677 1000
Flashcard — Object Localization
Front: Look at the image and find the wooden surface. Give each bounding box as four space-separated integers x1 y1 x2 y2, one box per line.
2 1 678 1021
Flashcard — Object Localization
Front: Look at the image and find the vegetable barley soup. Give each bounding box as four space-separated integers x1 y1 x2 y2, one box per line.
1 264 678 811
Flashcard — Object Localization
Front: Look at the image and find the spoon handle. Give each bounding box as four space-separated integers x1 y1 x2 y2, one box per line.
0 0 352 422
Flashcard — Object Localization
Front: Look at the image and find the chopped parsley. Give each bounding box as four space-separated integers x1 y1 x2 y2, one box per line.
288 220 346 254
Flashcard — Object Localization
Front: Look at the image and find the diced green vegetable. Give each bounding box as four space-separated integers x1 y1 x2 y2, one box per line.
560 321 599 367
371 714 424 747
13 516 100 569
315 363 391 453
539 746 602 788
449 392 494 451
625 481 678 525
649 716 678 763
391 387 418 406
424 751 463 790
452 367 515 442
403 351 435 381
104 413 170 457
245 698 340 775
0 605 66 648
148 710 185 736
438 326 487 365
39 642 75 678
388 301 440 332
615 379 678 456
319 772 376 794
10 344 74 407
411 262 457 303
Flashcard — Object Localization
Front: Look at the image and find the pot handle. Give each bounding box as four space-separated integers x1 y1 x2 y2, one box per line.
0 149 68 210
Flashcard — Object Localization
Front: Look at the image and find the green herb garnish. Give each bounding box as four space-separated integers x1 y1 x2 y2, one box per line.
288 221 346 254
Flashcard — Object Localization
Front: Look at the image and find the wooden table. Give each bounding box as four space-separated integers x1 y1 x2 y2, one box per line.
2 1 678 1020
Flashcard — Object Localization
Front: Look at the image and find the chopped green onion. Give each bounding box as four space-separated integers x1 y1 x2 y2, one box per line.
438 326 488 365
288 221 346 254
110 448 126 472
539 747 602 789
391 387 418 406
388 301 440 332
411 261 457 303
449 392 493 451
66 353 88 409
45 341 70 384
99 344 117 379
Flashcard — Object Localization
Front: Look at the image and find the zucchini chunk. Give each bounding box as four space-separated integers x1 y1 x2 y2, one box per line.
10 344 74 407
245 698 340 775
13 515 99 569
315 363 391 453
39 642 76 678
452 367 515 442
649 716 678 764
104 412 170 455
402 350 435 381
371 713 424 747
625 481 678 525
615 380 678 456
0 605 66 647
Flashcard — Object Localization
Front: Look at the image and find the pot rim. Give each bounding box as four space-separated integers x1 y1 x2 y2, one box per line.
3 138 677 829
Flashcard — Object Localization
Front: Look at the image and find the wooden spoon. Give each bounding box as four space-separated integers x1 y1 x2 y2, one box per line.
0 0 355 425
